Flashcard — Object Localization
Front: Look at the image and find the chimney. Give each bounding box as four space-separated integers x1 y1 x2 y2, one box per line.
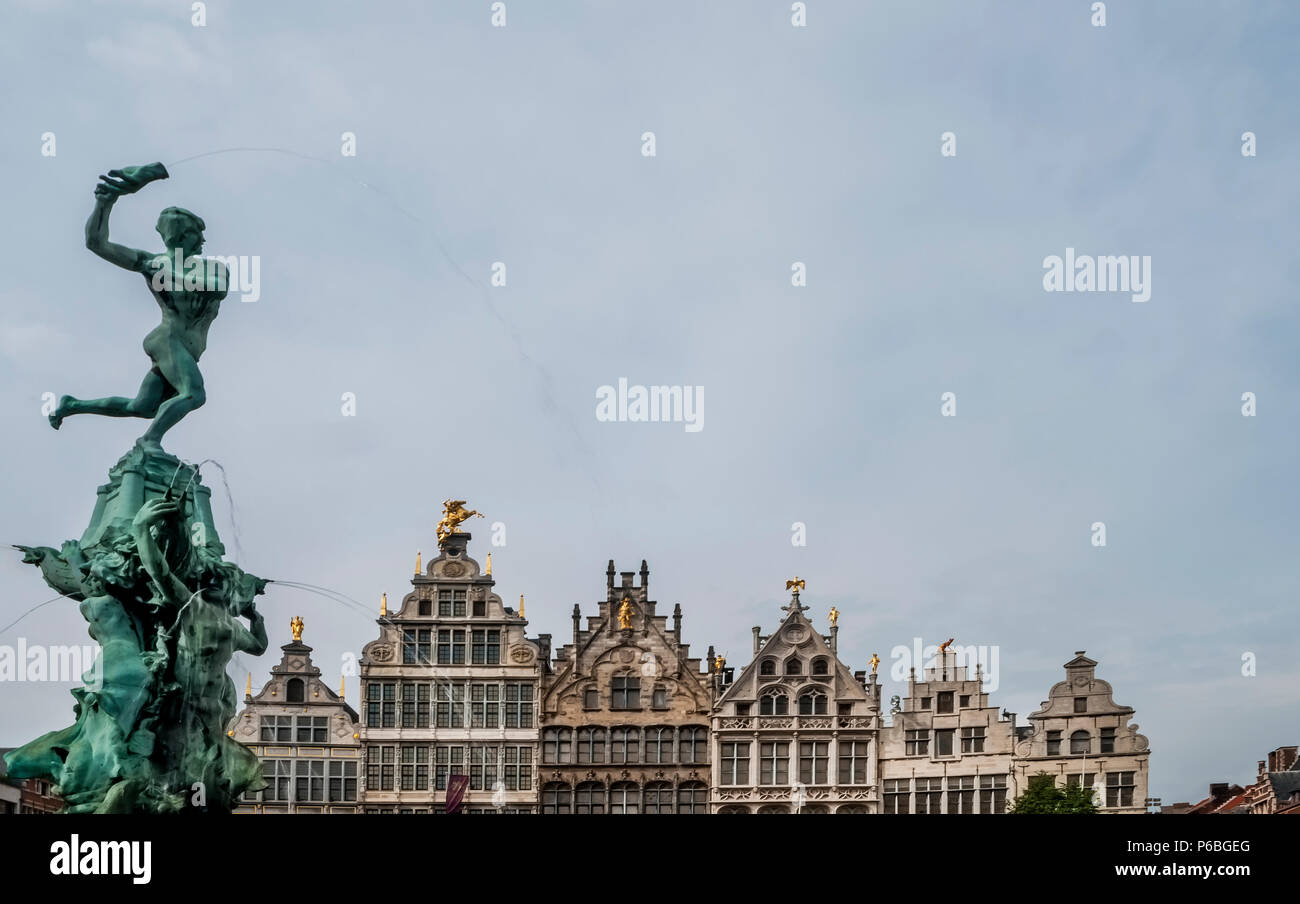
752 626 762 655
572 604 581 646
672 603 682 640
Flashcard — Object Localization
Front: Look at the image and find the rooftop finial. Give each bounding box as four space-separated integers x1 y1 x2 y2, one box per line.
486 552 492 575
290 615 304 642
518 593 525 618
245 672 252 697
415 550 422 575
380 592 388 616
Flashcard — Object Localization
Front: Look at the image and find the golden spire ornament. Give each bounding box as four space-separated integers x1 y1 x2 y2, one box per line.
245 672 252 697
486 552 492 575
415 550 422 575
518 593 525 618
380 592 388 616
290 615 304 642
339 673 346 700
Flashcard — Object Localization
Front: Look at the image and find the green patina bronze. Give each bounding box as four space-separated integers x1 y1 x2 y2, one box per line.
3 165 268 813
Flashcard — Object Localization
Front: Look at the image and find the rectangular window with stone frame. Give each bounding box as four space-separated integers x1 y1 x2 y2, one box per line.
400 745 429 791
905 729 929 756
1105 771 1135 808
915 777 943 813
578 727 606 764
838 740 869 784
979 774 1007 813
471 683 500 728
798 740 829 784
328 761 357 802
947 775 976 813
296 715 328 743
434 745 465 790
438 589 466 617
935 729 955 756
960 725 985 753
505 683 534 727
937 691 954 714
295 759 326 803
721 741 750 785
435 682 465 727
401 683 430 729
260 715 292 743
883 778 909 814
402 628 432 664
366 746 395 792
542 728 571 764
367 682 397 728
264 759 292 801
678 726 707 764
759 741 790 785
611 676 640 710
1046 730 1062 756
1100 726 1116 753
437 629 466 664
471 629 500 664
470 745 498 790
503 746 532 791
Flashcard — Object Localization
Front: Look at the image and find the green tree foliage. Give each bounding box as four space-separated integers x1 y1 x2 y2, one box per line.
1009 774 1099 814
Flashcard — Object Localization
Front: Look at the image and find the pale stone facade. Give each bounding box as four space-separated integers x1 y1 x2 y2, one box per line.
537 560 713 813
358 531 543 813
877 650 1018 813
710 587 881 814
229 623 363 814
1013 652 1150 813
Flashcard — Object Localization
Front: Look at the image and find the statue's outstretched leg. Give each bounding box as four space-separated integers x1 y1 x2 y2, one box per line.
137 338 204 452
49 370 169 430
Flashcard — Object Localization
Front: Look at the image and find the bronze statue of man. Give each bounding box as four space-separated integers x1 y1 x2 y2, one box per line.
49 163 228 452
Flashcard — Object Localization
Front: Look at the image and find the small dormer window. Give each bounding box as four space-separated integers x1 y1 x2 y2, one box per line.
760 659 776 676
419 599 432 616
286 678 305 703
473 598 486 617
785 659 802 675
812 659 829 676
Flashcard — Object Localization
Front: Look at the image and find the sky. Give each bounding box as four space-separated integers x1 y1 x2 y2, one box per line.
1 0 1297 808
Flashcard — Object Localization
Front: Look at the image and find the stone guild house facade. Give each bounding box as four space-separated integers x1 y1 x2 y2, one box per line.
358 529 544 813
710 583 881 814
876 649 1019 814
537 560 713 813
229 620 363 814
1013 652 1150 813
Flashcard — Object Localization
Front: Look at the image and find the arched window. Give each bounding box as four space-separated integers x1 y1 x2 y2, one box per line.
643 782 674 814
1070 730 1091 755
678 726 706 763
757 805 788 814
677 781 708 814
575 782 606 814
759 692 789 716
577 727 607 764
837 805 868 814
611 727 641 764
541 783 571 814
609 782 640 814
785 658 802 675
719 805 750 814
801 805 830 814
812 658 829 676
760 659 776 675
542 727 572 764
645 727 674 764
286 678 305 703
798 692 828 716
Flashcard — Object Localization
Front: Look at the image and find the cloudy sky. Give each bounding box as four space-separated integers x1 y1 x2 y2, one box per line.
1 0 1297 807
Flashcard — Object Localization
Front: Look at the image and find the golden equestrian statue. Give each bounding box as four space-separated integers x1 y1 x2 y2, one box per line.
617 597 634 629
436 499 484 545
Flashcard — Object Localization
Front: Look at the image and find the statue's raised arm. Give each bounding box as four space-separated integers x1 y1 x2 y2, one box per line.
84 163 169 272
